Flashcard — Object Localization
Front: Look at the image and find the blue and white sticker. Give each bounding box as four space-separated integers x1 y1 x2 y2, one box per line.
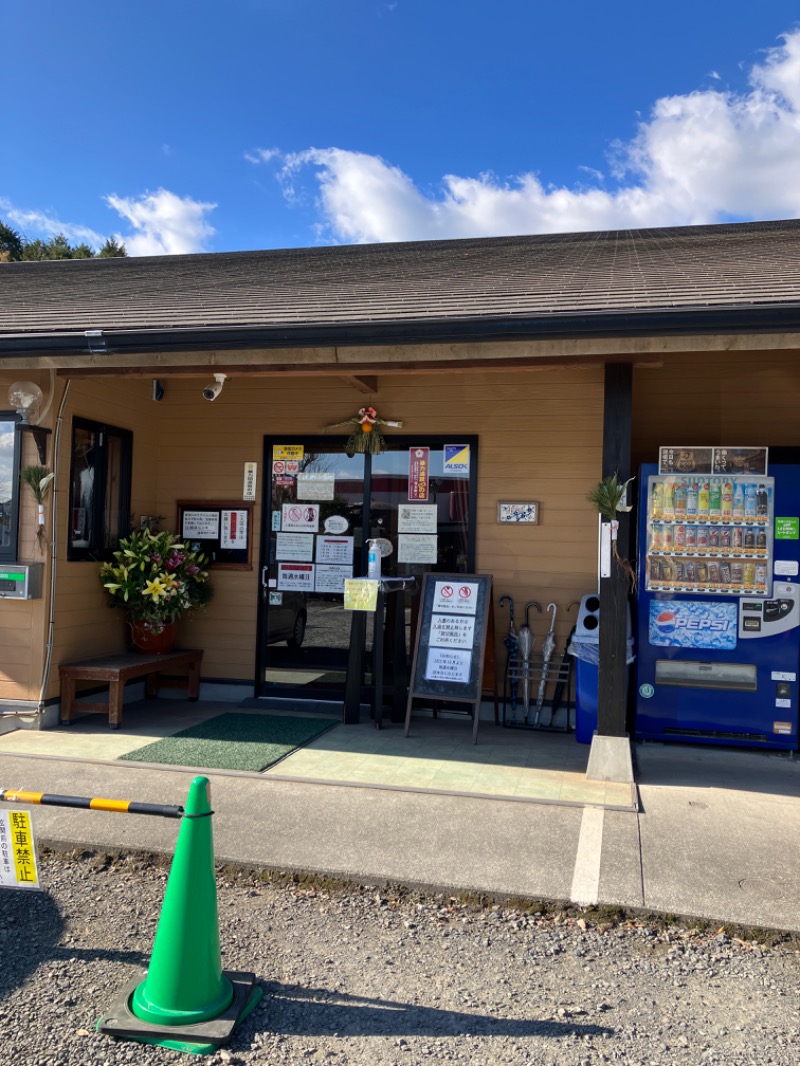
443 444 470 474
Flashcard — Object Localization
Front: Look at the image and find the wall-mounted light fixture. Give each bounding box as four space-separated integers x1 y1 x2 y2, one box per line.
9 381 51 463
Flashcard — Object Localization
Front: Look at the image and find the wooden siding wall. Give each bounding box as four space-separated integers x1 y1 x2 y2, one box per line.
156 368 605 686
4 349 798 706
0 365 606 700
632 351 800 466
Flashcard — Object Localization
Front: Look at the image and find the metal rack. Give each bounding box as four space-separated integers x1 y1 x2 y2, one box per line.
502 652 573 732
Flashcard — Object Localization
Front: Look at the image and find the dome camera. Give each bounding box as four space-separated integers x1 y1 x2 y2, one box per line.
202 373 227 401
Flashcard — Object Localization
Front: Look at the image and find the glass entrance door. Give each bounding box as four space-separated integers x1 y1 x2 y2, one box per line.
257 435 477 704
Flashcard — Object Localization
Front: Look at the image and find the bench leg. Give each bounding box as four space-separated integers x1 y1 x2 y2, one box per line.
108 680 124 729
187 655 201 701
60 675 76 725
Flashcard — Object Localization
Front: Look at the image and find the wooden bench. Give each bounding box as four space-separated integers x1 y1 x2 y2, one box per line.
59 649 203 729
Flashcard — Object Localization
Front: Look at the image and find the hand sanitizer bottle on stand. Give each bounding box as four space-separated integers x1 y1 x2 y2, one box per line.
367 540 381 580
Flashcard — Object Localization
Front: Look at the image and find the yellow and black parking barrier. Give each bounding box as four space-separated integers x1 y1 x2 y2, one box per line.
0 788 184 819
1 776 261 1056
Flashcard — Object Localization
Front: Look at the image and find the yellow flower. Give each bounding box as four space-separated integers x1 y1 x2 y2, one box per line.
143 578 168 602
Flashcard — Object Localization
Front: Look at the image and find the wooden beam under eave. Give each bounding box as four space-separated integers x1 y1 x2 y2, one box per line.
343 375 378 395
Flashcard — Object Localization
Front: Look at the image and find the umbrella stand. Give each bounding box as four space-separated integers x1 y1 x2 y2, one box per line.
517 600 541 724
548 601 579 726
531 602 557 725
499 596 518 717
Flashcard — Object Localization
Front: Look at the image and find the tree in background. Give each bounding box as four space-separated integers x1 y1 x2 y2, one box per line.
0 220 127 261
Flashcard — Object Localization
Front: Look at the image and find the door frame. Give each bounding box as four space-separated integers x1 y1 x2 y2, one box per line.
254 433 479 700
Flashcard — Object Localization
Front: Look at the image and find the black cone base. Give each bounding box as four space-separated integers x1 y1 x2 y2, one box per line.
98 969 260 1048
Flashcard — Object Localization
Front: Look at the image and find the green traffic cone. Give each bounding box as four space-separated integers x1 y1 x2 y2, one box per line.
131 775 233 1025
98 775 262 1055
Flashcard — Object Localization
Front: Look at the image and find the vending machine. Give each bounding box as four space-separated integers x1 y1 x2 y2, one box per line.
635 453 800 751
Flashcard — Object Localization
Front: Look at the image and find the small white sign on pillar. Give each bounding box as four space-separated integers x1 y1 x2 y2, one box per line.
243 462 257 501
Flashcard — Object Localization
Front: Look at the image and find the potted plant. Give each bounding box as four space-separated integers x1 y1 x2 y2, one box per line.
586 473 637 589
99 527 212 652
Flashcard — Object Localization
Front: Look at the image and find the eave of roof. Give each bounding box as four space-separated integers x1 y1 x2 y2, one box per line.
2 219 800 358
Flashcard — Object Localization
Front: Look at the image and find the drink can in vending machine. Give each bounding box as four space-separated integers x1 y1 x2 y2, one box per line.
650 523 663 550
674 561 684 581
743 563 755 586
744 529 755 551
757 529 767 551
662 524 673 550
708 526 720 548
661 559 675 582
732 527 744 551
720 563 732 584
651 481 664 518
696 525 709 550
674 524 686 549
685 525 697 549
731 563 744 585
649 558 662 582
684 561 695 582
708 561 720 583
696 562 708 583
755 564 767 586
720 526 732 549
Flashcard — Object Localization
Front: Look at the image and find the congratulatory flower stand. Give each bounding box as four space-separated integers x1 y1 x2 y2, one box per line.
100 527 213 653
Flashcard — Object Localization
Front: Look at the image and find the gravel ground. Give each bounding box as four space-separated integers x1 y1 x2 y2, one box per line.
2 847 800 1066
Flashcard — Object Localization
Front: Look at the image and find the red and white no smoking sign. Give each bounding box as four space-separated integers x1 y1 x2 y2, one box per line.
432 580 478 615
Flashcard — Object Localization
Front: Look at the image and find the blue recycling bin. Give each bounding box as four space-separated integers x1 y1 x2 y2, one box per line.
569 594 634 744
574 652 599 744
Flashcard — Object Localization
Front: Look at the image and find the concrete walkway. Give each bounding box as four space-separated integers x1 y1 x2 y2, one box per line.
1 703 799 933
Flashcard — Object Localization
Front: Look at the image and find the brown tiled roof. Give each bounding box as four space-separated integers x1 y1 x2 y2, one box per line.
2 219 800 353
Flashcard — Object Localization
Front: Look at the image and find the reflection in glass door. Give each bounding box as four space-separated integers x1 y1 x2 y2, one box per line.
257 436 477 704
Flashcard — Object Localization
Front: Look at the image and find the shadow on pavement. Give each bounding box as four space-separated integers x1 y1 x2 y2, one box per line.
253 982 614 1039
634 741 800 798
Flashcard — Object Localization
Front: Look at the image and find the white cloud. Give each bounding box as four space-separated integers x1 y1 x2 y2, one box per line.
104 189 217 255
0 198 107 248
253 29 800 242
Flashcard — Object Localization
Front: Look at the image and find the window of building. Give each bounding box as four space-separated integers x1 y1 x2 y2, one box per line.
68 418 133 561
0 414 21 561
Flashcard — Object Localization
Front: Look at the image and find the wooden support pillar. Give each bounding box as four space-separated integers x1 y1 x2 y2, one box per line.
598 363 632 738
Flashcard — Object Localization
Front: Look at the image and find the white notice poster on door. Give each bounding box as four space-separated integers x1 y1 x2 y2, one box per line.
397 504 438 534
277 563 315 591
315 564 352 593
316 536 354 565
397 534 437 564
276 533 314 562
282 504 320 533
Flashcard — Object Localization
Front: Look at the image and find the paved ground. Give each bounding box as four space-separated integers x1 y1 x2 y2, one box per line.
1 701 799 933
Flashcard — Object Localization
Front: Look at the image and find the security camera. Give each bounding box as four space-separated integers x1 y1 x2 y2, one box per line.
202 373 227 401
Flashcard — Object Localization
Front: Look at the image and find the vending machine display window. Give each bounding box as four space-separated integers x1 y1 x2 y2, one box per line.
645 475 773 598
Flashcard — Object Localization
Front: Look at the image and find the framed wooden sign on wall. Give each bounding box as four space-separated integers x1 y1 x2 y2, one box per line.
176 500 254 570
404 572 493 744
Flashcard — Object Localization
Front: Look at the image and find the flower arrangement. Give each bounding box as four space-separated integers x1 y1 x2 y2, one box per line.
99 528 212 635
324 406 403 456
586 473 636 589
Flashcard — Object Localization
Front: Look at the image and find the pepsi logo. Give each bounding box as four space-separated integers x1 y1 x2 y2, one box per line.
655 611 677 634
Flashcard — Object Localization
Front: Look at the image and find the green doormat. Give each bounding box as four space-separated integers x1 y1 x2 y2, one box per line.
119 713 339 772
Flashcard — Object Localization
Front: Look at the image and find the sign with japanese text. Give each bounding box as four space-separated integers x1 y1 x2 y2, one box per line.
343 578 379 612
243 462 257 501
281 503 320 533
277 562 315 591
220 509 248 550
0 809 40 891
408 447 430 501
273 445 305 461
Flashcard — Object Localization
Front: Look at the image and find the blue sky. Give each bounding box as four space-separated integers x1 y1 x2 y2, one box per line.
3 2 800 255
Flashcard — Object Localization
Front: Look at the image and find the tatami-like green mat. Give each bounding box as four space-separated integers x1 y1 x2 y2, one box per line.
118 712 338 772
